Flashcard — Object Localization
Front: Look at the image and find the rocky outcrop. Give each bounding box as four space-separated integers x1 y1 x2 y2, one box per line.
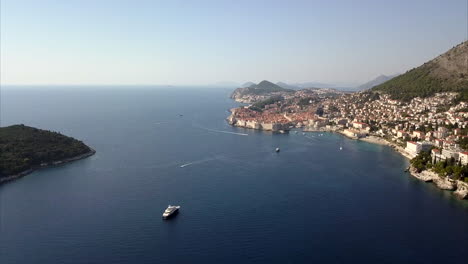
433 177 457 191
409 168 435 182
454 181 468 199
409 165 467 198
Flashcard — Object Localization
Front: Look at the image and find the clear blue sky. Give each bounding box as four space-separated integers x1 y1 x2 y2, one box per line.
1 0 466 86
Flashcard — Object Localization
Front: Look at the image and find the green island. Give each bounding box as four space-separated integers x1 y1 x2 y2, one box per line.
0 124 95 183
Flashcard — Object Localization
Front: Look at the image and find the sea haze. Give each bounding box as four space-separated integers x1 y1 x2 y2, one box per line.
0 87 467 264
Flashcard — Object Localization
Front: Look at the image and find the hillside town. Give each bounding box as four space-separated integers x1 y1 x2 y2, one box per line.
230 90 467 160
228 89 468 197
322 92 468 162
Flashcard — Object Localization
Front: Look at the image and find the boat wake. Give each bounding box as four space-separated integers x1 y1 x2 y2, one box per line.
179 156 220 168
180 162 194 168
203 128 248 136
193 125 248 136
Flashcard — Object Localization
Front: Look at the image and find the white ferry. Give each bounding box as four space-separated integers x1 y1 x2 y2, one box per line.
162 205 180 219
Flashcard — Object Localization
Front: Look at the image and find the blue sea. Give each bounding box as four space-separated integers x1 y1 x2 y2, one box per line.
0 87 467 264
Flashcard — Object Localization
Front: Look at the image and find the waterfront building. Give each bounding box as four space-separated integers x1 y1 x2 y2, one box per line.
405 141 421 157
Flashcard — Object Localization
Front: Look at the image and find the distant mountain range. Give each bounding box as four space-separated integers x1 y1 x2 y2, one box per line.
275 82 349 90
355 74 399 91
372 41 468 101
241 82 256 88
239 77 398 91
236 41 468 100
276 82 304 90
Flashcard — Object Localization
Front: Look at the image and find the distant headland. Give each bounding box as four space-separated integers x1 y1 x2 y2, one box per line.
0 124 95 184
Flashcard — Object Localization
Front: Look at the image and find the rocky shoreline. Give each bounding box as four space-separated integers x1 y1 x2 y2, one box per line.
340 133 468 200
338 133 468 200
408 166 468 199
227 114 468 200
0 148 96 185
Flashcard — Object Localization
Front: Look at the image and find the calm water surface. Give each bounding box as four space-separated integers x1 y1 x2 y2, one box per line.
0 87 467 264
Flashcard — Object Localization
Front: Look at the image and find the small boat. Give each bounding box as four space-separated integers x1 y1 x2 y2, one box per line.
339 146 343 150
162 205 180 219
275 147 280 152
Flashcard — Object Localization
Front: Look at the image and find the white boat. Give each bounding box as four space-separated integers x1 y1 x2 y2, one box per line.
162 205 180 219
339 146 343 150
275 147 280 152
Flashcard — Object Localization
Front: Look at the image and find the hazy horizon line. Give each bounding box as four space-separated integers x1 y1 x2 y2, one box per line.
0 79 373 88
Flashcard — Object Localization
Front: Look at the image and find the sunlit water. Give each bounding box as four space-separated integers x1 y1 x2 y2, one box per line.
0 87 467 264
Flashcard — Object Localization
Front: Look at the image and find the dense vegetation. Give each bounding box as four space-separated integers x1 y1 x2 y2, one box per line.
410 151 433 173
0 125 92 178
372 64 468 101
410 151 468 181
458 137 468 150
372 41 468 101
248 80 294 94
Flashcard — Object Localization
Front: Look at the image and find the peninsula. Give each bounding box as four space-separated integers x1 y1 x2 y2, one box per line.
0 124 95 184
